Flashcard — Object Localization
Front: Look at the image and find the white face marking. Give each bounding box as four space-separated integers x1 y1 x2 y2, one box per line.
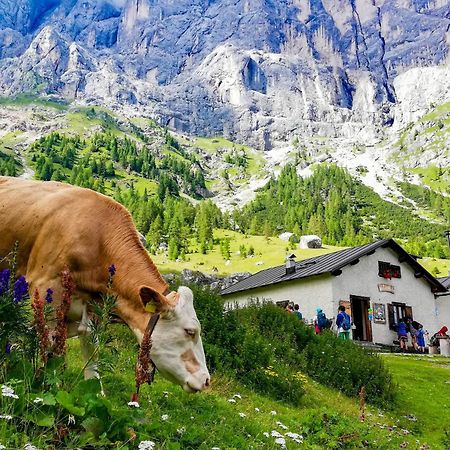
150 286 210 392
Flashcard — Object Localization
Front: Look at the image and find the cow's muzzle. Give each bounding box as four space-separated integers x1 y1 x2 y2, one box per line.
183 372 211 393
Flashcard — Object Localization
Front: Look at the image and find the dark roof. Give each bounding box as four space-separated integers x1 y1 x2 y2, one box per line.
437 275 450 289
221 238 447 296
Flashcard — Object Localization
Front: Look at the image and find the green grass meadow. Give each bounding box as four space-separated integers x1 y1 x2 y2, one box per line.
56 330 450 449
152 229 342 275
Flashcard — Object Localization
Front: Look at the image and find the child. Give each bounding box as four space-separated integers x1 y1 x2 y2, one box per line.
416 325 426 353
397 318 408 352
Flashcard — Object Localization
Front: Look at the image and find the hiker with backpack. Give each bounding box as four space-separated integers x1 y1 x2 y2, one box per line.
336 305 352 340
314 308 331 334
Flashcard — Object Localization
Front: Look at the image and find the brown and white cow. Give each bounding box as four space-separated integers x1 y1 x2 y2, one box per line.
0 176 210 392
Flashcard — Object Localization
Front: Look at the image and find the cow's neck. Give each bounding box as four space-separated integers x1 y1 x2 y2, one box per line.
105 219 169 305
112 247 168 297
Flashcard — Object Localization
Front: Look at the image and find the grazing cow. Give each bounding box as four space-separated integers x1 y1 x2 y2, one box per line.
0 176 210 393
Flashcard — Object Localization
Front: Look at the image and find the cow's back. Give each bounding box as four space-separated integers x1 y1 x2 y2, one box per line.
0 177 112 275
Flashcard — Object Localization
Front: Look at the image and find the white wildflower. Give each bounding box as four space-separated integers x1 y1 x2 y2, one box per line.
33 397 43 404
190 416 194 420
24 444 38 450
271 430 283 438
161 414 169 421
238 412 246 418
254 407 260 412
67 414 76 425
263 432 270 438
402 429 410 435
212 447 220 450
274 437 287 448
0 444 5 450
0 415 12 420
286 432 303 443
233 394 242 399
177 427 186 435
2 385 18 399
228 398 236 403
138 441 156 450
276 421 288 430
127 401 140 408
270 410 277 415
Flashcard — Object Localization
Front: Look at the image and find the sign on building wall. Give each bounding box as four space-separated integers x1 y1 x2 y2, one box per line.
378 283 395 294
373 303 386 323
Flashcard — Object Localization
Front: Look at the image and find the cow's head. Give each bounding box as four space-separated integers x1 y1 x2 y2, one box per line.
139 285 210 393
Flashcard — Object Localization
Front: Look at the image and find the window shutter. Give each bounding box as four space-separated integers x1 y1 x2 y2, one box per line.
387 303 395 330
405 306 413 320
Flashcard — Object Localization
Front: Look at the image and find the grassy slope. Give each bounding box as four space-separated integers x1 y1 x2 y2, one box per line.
65 331 449 449
152 229 342 275
151 229 450 277
381 354 450 448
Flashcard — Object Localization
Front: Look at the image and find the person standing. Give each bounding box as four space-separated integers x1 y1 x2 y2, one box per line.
396 318 408 352
336 305 352 340
293 304 303 321
314 308 329 334
407 318 420 351
416 325 426 353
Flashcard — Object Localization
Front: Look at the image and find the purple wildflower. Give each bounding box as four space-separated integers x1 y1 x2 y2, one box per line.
45 288 54 304
13 276 28 304
0 269 11 296
5 343 11 355
108 264 116 276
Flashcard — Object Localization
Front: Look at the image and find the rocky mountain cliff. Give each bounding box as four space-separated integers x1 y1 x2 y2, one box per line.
0 0 449 147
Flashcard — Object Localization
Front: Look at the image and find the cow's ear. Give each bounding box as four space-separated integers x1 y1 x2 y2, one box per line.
139 286 172 312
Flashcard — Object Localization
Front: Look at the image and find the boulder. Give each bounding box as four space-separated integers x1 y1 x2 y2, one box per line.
299 235 322 249
279 232 293 242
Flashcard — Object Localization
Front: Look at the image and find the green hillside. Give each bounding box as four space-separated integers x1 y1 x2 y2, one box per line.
1 100 450 267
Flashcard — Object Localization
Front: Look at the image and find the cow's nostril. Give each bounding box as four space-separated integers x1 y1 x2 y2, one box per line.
204 377 211 388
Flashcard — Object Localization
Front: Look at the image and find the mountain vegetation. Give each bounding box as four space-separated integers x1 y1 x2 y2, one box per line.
238 164 450 258
22 130 450 261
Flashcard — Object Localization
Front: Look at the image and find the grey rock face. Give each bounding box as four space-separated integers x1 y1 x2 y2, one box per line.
0 0 449 143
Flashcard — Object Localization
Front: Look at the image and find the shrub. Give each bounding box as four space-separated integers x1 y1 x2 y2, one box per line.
191 285 396 406
191 285 306 404
302 332 396 406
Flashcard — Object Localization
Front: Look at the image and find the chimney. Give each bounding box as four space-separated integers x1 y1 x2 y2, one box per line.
286 254 296 275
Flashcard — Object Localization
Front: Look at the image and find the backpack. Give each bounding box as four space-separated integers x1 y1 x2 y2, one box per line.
341 313 351 331
317 312 328 329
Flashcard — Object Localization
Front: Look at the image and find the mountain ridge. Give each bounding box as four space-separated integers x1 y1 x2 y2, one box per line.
1 0 449 146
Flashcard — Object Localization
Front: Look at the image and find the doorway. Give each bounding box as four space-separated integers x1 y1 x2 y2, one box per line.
350 295 372 342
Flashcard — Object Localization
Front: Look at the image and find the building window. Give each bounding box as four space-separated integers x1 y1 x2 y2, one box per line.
390 265 401 278
378 261 401 279
387 303 413 330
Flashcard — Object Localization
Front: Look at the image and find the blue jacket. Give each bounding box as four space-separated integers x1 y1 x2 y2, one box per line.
336 311 350 329
397 322 407 336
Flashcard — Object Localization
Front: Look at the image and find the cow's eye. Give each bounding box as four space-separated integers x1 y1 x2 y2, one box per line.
185 329 196 338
